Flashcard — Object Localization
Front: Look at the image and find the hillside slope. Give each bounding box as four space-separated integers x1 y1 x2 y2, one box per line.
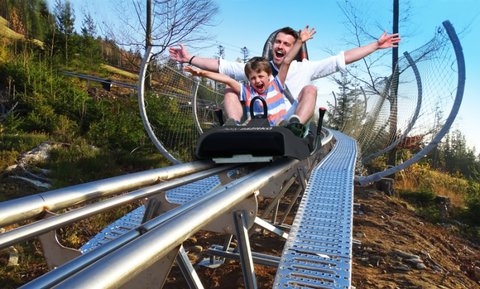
352 187 480 288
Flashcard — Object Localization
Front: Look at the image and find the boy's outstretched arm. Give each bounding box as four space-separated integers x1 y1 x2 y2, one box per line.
170 44 220 72
184 66 241 95
277 25 316 85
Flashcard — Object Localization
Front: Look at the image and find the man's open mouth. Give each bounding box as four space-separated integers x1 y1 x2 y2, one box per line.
274 50 285 58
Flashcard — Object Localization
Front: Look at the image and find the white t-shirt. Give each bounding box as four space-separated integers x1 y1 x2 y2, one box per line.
219 52 346 110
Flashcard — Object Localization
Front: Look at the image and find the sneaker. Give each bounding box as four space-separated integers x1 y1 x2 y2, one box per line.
286 115 306 137
288 115 301 124
223 118 241 126
275 119 288 127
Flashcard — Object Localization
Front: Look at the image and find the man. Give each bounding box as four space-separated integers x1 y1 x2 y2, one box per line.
169 27 400 129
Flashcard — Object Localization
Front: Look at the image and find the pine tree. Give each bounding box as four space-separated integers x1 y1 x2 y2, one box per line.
54 0 75 65
327 73 364 134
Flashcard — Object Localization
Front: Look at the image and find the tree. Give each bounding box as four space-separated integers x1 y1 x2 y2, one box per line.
104 0 218 59
54 0 75 64
79 12 101 67
327 73 365 133
80 12 95 37
428 129 480 181
216 44 225 59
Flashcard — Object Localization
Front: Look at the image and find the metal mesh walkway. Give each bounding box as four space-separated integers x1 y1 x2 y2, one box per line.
273 130 357 289
79 176 221 253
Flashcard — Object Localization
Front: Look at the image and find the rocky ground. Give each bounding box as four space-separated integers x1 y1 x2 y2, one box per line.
351 187 479 289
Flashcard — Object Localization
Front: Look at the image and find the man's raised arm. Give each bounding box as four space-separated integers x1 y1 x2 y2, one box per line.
169 44 220 72
344 32 400 64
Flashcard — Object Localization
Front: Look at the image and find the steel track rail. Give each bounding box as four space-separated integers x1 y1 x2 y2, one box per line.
0 161 216 227
0 165 235 250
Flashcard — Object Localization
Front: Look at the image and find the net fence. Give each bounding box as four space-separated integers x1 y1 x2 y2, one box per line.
330 21 464 169
139 56 223 163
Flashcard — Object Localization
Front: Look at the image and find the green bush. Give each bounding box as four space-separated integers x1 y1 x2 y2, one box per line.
399 189 437 206
461 181 480 225
86 107 147 151
47 141 123 187
0 133 48 151
1 112 24 133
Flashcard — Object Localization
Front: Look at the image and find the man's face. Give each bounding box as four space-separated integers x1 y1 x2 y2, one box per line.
272 32 296 66
248 70 270 94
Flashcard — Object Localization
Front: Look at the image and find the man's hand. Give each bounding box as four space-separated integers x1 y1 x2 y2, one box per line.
168 44 192 63
377 32 401 49
299 25 316 43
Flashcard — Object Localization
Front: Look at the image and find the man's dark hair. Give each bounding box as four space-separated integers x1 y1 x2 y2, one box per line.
276 27 299 40
244 57 272 78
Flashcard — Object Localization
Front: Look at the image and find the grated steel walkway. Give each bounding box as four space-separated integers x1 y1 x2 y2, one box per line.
273 130 357 289
80 176 221 253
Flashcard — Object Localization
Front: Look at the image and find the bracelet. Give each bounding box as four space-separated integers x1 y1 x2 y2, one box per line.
188 56 196 65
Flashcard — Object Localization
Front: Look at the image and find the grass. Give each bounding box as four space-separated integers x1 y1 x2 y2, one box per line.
395 162 480 240
101 64 138 79
0 17 44 48
395 162 468 207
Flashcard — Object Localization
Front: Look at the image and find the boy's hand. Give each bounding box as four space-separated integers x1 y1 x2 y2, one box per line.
299 25 316 43
184 66 203 76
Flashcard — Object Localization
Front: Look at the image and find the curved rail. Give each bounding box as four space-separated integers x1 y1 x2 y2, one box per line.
138 45 181 164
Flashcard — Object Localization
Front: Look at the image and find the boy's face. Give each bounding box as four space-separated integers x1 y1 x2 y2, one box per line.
248 70 270 94
272 32 296 66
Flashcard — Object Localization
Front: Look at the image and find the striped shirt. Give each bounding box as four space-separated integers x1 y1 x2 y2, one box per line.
239 76 287 126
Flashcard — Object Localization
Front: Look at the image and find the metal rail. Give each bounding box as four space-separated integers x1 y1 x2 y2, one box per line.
0 165 233 249
0 161 215 227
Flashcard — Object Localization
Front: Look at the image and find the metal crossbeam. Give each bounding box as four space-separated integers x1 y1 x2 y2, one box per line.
273 130 357 289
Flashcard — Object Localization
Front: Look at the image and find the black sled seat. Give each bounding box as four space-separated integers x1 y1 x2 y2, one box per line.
196 97 326 164
195 122 311 163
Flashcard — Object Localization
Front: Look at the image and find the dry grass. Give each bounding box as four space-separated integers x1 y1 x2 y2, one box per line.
101 64 138 79
395 162 468 207
0 22 24 40
0 16 44 48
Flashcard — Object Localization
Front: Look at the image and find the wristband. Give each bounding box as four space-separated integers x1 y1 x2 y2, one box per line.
188 56 196 65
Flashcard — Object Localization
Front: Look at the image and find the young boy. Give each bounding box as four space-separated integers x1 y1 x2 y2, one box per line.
184 26 315 135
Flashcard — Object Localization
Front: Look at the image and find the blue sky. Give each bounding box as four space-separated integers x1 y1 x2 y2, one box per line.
54 0 480 151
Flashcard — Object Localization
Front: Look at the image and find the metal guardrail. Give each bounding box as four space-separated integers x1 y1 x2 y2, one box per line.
63 71 136 90
0 161 215 228
274 130 357 289
80 174 222 254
